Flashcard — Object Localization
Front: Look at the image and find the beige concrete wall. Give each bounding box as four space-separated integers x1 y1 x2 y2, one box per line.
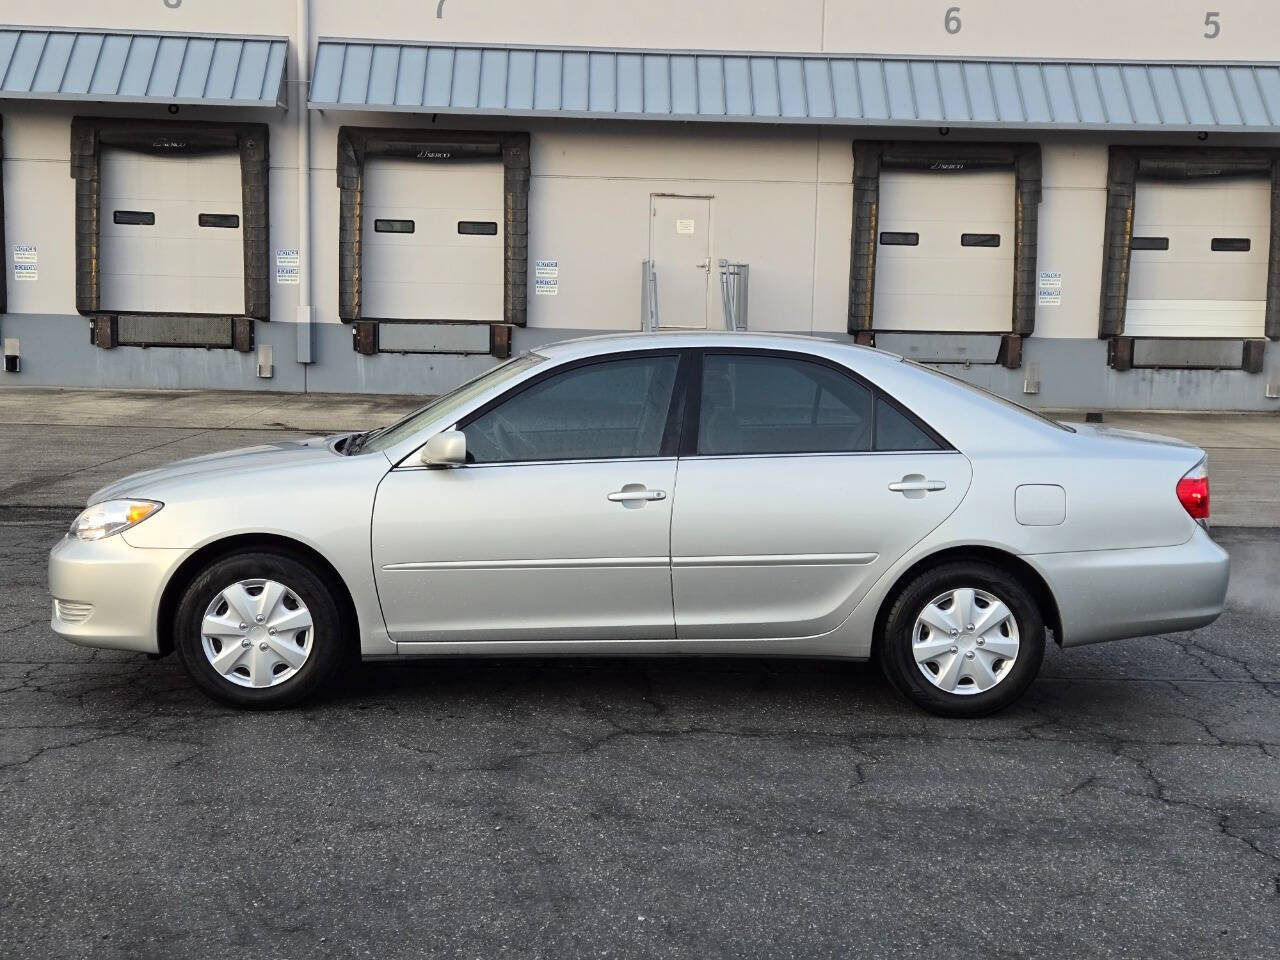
2 0 1279 343
820 0 1278 61
6 0 1280 60
306 113 849 333
2 109 77 317
1033 143 1109 340
0 97 1260 340
524 124 845 333
1 98 302 323
333 0 1273 61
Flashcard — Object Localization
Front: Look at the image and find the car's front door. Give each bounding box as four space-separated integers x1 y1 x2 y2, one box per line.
671 350 971 640
372 351 685 643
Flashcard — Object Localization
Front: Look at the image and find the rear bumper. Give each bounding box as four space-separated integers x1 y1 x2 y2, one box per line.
48 533 185 654
1027 525 1230 648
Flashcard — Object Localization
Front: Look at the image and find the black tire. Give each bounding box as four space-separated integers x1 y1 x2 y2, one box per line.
174 550 348 709
879 561 1045 718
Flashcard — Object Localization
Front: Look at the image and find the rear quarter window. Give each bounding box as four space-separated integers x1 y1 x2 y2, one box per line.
875 397 942 451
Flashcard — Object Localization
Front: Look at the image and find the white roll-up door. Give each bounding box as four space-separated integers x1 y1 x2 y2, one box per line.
99 149 245 315
872 170 1015 332
1125 178 1270 338
361 158 505 321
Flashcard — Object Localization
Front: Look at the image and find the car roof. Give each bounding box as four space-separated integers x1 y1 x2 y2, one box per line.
533 331 905 367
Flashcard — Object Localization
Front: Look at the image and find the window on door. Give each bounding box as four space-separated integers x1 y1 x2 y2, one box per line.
696 354 942 456
698 354 874 455
463 355 680 463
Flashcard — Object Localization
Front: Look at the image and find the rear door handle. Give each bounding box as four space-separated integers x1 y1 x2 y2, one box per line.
888 479 947 493
607 487 667 503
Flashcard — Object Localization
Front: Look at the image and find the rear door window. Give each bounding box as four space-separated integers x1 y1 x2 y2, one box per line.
697 354 874 455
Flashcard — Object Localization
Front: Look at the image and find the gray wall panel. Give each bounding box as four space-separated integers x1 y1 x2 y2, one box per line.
3 317 1277 409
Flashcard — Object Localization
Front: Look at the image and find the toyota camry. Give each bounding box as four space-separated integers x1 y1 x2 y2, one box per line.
48 332 1229 716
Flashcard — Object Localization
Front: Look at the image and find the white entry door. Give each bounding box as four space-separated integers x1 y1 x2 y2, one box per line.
1125 177 1271 338
650 195 712 329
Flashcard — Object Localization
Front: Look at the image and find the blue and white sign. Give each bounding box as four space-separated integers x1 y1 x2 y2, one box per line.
275 248 300 285
12 243 37 281
1037 271 1062 306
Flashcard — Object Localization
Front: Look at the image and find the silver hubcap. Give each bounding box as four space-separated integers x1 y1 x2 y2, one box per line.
200 578 314 689
912 587 1020 696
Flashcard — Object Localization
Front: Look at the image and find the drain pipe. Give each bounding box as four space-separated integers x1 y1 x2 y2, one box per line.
294 0 314 364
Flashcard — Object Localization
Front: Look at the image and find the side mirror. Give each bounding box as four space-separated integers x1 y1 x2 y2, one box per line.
419 429 467 467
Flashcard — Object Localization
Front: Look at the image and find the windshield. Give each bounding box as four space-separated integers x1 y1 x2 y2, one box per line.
355 352 546 454
906 360 1076 433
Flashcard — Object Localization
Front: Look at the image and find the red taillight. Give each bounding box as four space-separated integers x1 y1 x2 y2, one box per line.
1177 461 1210 521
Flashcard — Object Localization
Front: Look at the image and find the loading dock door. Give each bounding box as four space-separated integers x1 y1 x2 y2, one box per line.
362 158 504 321
872 170 1014 332
99 149 245 315
1126 178 1271 338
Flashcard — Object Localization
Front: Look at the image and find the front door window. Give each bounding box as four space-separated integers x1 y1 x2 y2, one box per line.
463 354 680 462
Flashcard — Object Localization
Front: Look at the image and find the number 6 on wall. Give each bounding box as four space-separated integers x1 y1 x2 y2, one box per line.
945 6 962 34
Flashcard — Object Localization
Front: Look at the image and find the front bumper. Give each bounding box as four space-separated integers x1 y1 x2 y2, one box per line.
48 533 185 654
1027 524 1230 648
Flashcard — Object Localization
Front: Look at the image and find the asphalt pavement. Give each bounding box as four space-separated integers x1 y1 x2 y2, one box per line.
2 516 1279 958
2 387 1279 957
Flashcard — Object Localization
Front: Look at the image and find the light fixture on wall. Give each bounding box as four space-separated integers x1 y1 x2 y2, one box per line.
938 127 951 136
168 104 180 115
1197 131 1209 141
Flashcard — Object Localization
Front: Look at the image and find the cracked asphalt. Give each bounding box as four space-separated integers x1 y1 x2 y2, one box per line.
2 516 1278 959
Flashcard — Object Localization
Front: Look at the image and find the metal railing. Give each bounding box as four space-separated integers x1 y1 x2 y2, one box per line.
642 259 748 332
640 260 659 332
718 260 749 331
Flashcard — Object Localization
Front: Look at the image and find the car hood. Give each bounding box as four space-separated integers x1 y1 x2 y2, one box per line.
88 435 351 505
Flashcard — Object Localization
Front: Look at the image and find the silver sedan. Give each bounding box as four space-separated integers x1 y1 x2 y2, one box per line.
48 333 1229 716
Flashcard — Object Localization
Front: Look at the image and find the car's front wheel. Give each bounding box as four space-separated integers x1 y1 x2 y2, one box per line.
879 561 1045 717
174 550 347 709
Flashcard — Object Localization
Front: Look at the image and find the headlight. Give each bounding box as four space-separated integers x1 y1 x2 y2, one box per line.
68 499 163 541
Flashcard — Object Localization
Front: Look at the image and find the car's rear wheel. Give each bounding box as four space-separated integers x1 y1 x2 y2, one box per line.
174 550 347 709
879 561 1045 717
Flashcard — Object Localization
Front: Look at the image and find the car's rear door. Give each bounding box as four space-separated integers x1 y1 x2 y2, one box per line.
670 349 971 640
372 350 687 642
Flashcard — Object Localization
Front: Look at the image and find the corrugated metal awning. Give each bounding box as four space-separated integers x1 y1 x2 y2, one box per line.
310 40 1280 132
0 28 287 108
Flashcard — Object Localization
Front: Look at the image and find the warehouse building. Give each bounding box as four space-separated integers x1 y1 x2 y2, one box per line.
0 0 1278 409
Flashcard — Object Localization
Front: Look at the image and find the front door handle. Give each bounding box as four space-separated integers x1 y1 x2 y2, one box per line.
607 484 667 507
888 477 947 494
